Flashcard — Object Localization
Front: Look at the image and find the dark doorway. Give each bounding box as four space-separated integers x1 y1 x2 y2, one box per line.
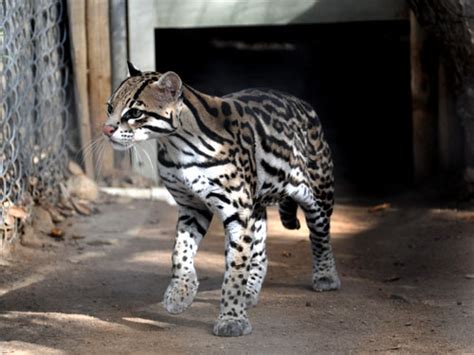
155 22 412 194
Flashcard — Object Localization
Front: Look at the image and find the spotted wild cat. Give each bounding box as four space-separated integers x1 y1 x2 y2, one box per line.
102 62 340 337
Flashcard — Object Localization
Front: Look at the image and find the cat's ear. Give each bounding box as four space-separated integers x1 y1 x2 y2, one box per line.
127 61 142 77
156 71 182 100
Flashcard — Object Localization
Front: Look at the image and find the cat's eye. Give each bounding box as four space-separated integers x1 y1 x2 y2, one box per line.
107 103 113 115
127 108 142 119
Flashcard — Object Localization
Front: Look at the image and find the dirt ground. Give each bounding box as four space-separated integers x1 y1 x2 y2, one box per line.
0 190 473 354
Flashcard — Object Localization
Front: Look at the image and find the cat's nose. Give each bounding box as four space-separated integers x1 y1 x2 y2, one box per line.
102 125 117 137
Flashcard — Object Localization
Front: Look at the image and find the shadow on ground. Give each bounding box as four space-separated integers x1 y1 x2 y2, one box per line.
0 195 473 353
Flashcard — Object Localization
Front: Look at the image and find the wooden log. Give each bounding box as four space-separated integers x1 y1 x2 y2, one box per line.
86 0 114 178
408 0 474 184
110 0 131 171
410 11 437 182
67 0 95 179
110 0 129 90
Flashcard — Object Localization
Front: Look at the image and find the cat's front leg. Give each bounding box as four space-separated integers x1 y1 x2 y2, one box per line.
213 208 257 337
163 206 213 314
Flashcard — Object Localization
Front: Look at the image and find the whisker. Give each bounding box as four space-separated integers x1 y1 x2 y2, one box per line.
131 146 137 172
81 135 103 155
78 139 97 158
136 146 157 205
96 140 106 180
133 146 145 175
84 143 100 165
79 143 97 163
92 139 102 176
80 136 104 165
138 144 158 182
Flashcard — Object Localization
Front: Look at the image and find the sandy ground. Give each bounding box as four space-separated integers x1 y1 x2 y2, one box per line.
0 192 473 354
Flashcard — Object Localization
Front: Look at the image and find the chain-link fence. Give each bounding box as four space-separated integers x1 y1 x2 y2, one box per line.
1 0 70 246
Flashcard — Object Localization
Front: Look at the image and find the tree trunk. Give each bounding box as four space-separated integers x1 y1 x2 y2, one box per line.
408 0 474 185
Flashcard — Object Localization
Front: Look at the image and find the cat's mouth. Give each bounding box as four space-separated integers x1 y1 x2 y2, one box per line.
110 139 133 151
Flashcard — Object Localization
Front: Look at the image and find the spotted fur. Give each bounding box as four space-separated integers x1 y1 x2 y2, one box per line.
104 63 340 337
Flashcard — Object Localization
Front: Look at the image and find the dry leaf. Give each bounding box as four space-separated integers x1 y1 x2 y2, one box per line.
57 198 75 216
45 204 65 223
387 345 401 351
389 294 410 303
50 227 64 239
70 198 92 216
58 207 74 217
57 198 74 210
3 213 15 227
8 205 28 220
384 276 401 283
368 203 390 213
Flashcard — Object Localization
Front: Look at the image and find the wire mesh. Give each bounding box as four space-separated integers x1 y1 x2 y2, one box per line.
1 0 70 245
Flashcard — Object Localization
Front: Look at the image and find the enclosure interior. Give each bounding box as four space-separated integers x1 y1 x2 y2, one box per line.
155 22 412 194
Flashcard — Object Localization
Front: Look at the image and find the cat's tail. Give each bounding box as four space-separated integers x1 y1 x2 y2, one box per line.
278 197 301 230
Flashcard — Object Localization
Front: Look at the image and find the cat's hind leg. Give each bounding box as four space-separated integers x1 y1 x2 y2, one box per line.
245 207 268 308
292 184 340 292
278 197 301 230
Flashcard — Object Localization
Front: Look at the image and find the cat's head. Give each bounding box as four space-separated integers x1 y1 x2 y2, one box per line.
103 62 183 150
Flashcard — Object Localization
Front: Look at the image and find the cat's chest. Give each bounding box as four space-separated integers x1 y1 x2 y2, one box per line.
158 164 224 199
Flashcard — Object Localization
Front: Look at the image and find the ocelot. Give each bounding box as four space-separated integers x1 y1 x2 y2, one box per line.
103 62 340 337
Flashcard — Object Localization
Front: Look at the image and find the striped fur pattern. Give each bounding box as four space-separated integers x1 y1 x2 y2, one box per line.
104 64 340 337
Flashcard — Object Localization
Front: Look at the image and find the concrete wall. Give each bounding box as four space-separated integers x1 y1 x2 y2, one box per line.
129 0 408 70
126 0 408 181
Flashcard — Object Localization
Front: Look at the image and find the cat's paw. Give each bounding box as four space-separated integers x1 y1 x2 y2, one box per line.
282 218 300 230
213 316 252 337
245 292 259 308
163 274 198 314
312 270 341 292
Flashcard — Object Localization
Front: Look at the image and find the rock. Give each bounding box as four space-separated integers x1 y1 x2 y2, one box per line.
32 206 55 234
21 217 52 248
68 161 84 176
67 174 99 201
